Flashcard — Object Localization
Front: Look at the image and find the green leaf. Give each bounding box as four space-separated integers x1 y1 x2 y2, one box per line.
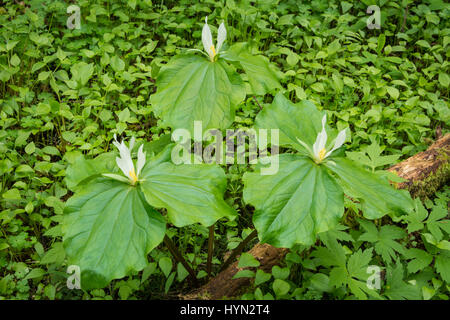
222 42 281 95
2 188 21 200
404 248 433 274
232 270 255 279
386 86 399 100
62 178 166 289
255 269 271 286
24 268 46 280
40 242 65 265
272 279 290 296
384 263 421 300
238 252 260 268
65 152 117 191
346 138 400 171
151 54 245 134
177 262 189 282
308 273 333 293
140 160 236 227
426 204 449 242
435 252 450 283
159 257 173 278
141 262 157 283
271 266 290 280
438 73 450 87
377 34 386 55
70 62 94 87
253 93 326 152
358 220 406 264
326 158 414 219
403 198 428 233
111 56 125 72
165 272 176 293
243 154 344 247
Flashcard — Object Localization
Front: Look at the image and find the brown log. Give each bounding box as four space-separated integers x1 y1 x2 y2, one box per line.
181 243 288 300
388 133 450 198
181 133 450 300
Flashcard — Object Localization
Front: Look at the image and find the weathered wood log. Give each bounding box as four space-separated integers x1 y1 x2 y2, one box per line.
388 133 450 198
181 243 288 300
181 133 450 300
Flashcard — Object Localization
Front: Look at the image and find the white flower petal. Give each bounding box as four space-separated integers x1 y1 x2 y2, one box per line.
202 16 214 58
112 134 122 150
325 129 346 158
136 145 146 176
313 115 327 158
216 22 226 52
116 157 130 177
129 136 136 151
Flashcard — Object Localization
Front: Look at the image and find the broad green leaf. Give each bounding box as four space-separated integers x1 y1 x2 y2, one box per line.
255 269 271 286
222 42 281 95
24 268 46 280
325 158 414 219
243 154 344 247
62 178 166 289
70 62 94 87
272 279 290 296
111 55 125 72
233 270 255 279
159 257 173 278
238 252 260 268
253 93 327 152
151 54 245 134
140 161 236 227
386 86 399 100
271 266 290 280
65 152 117 191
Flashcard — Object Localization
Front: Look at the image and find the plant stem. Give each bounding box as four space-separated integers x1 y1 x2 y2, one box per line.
163 235 198 286
219 229 258 272
206 224 215 278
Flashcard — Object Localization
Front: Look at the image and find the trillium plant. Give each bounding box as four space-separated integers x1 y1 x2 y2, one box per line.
151 16 282 135
243 93 414 247
60 19 415 291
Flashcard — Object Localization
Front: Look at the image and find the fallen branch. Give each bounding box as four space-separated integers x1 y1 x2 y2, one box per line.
181 133 450 300
388 133 450 198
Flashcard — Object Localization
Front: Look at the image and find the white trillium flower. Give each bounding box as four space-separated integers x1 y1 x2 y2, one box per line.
103 134 146 185
297 115 346 164
202 16 226 62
